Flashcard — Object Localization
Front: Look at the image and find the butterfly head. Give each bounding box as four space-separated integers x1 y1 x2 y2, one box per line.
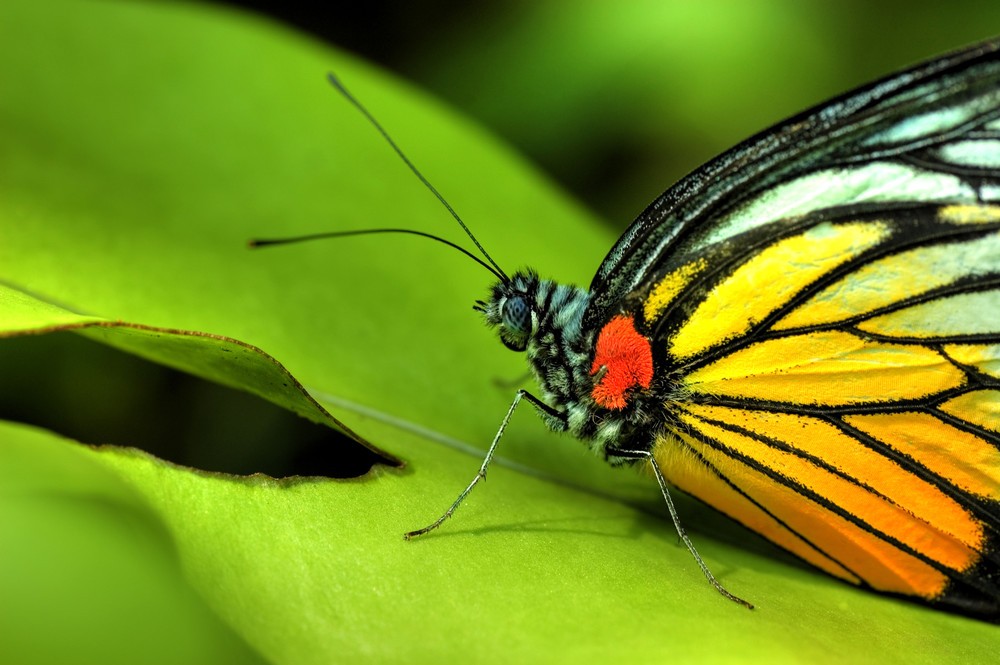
475 271 543 353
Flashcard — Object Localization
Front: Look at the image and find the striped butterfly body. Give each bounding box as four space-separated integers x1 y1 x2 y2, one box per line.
475 39 1000 619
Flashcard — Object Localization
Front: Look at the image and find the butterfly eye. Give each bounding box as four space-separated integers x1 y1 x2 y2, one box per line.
501 296 531 336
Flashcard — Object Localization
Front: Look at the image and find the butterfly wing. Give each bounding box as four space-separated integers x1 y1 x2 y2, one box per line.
598 39 1000 618
645 203 1000 616
586 38 1000 327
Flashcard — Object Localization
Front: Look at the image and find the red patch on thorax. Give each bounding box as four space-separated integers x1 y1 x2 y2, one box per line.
590 315 654 410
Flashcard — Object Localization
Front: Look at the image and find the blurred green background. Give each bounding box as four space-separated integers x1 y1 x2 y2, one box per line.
226 0 1000 226
2 0 999 477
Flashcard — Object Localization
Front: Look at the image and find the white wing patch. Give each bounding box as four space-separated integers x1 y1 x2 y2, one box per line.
935 140 1000 168
700 162 975 250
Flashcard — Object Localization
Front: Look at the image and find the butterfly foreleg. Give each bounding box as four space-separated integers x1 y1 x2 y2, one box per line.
610 446 754 610
404 389 566 539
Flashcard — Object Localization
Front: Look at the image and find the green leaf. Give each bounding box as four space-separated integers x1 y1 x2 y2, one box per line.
8 419 999 665
0 2 997 664
0 421 267 665
0 281 375 451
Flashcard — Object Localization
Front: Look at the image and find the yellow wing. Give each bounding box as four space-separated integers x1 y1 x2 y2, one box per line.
644 204 1000 616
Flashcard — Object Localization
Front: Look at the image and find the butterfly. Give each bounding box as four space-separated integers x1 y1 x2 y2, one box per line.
256 38 1000 620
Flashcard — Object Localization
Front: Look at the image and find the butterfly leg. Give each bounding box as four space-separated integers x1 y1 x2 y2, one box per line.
611 446 754 610
405 389 564 539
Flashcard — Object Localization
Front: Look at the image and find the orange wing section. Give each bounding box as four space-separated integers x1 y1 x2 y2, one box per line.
654 405 994 600
657 430 954 598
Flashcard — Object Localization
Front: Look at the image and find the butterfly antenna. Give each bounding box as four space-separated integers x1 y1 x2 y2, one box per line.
325 72 509 283
249 228 505 282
